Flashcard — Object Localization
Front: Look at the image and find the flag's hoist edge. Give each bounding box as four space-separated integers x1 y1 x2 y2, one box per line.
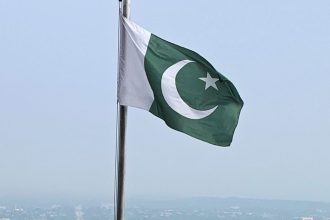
118 16 155 110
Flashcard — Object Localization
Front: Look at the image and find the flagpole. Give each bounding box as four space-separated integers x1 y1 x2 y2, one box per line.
116 104 127 220
116 1 130 220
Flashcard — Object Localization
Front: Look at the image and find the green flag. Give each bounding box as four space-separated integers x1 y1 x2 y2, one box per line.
118 16 243 146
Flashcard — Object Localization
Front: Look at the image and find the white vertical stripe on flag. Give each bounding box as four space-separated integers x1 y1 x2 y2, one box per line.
118 16 154 110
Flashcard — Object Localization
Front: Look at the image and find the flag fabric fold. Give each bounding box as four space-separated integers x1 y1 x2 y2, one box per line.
118 16 243 146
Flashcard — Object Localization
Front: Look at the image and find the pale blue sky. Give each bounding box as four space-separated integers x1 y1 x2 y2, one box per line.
0 0 330 202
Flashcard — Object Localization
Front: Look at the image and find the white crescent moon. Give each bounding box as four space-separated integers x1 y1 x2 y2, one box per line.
161 60 218 120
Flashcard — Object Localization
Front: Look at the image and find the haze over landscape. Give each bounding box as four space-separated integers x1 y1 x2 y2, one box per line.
1 0 330 209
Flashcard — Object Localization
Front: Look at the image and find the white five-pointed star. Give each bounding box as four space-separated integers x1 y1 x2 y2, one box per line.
199 73 219 90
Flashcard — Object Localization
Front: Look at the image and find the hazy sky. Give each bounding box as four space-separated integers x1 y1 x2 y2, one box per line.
0 0 330 202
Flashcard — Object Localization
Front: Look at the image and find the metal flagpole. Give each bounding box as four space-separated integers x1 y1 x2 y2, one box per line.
116 107 127 220
116 0 130 220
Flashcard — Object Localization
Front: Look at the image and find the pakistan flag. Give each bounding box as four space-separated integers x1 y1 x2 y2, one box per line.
118 16 243 146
